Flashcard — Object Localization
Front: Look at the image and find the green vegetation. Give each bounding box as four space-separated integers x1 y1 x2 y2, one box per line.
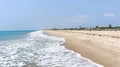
49 24 120 31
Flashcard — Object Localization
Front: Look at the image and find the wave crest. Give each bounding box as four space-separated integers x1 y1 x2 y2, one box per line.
0 31 103 67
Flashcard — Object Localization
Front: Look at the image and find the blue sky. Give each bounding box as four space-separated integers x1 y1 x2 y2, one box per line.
0 0 120 30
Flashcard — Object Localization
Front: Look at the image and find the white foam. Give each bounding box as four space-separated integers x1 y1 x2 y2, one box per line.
0 31 103 67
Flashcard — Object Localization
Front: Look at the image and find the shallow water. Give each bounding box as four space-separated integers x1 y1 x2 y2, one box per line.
0 30 103 67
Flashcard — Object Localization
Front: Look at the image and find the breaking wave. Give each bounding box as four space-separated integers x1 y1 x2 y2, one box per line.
0 31 103 67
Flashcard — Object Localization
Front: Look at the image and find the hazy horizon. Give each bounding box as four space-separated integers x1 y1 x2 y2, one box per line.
0 0 120 30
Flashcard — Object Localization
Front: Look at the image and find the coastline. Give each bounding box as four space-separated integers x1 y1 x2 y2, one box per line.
44 30 120 67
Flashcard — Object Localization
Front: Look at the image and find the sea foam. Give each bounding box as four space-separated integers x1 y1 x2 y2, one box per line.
0 31 103 67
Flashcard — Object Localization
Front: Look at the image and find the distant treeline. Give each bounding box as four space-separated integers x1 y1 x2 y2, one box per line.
49 24 120 31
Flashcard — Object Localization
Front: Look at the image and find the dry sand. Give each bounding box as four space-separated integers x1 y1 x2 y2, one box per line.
44 30 120 67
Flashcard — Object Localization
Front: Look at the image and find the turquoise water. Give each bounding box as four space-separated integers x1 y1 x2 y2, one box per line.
0 30 36 41
0 30 103 67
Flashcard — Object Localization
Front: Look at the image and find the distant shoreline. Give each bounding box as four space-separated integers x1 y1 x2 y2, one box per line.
47 24 120 31
45 30 120 67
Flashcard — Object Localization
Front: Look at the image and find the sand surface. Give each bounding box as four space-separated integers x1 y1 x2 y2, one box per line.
44 30 120 67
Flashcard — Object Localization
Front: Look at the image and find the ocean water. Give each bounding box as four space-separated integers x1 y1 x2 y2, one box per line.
0 30 35 41
0 30 103 67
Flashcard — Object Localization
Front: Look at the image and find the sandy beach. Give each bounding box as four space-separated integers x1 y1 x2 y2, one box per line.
45 30 120 67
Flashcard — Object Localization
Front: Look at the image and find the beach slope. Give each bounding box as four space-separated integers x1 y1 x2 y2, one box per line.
45 30 120 67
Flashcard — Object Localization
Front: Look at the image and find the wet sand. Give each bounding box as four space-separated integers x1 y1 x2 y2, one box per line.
44 30 120 67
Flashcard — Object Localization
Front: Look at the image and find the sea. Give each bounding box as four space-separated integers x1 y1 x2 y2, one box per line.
0 30 103 67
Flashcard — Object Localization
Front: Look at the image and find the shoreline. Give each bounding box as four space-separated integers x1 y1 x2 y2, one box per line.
44 30 120 67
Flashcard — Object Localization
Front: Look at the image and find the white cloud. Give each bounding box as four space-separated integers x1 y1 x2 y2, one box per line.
103 13 115 17
71 14 89 23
